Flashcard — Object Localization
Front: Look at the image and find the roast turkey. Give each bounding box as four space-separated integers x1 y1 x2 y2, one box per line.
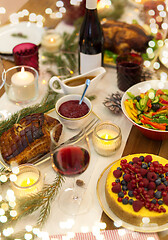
102 20 153 54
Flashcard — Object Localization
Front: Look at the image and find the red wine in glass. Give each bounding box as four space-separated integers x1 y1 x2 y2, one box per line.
116 53 143 92
53 145 90 176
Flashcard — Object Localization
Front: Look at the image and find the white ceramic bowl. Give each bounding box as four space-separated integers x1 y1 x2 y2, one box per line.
49 67 106 95
121 80 168 140
55 94 92 130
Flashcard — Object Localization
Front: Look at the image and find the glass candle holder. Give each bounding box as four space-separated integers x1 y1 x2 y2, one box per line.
92 121 122 156
3 65 38 104
11 164 43 198
13 43 39 72
41 30 63 52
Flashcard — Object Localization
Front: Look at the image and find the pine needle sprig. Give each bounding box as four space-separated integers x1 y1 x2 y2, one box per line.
0 174 64 240
15 174 65 226
42 30 78 77
0 87 59 137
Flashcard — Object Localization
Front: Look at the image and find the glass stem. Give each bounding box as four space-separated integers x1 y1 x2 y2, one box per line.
72 178 81 202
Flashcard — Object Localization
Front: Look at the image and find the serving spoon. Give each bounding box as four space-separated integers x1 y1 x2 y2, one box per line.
79 79 91 105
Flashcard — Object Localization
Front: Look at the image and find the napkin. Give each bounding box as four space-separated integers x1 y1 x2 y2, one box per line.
49 229 159 240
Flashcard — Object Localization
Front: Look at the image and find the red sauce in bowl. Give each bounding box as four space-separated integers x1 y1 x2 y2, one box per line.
58 100 89 118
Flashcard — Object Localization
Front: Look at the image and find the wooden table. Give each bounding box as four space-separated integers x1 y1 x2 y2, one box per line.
1 1 168 239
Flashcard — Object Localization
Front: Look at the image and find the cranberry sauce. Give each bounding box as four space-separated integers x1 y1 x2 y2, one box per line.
58 100 89 118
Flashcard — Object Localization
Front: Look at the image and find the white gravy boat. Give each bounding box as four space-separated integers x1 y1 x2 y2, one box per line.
49 67 106 95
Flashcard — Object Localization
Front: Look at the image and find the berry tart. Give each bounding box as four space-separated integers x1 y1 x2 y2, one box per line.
105 154 168 226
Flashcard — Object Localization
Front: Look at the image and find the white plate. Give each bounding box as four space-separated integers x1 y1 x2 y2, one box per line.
97 161 168 233
0 21 44 54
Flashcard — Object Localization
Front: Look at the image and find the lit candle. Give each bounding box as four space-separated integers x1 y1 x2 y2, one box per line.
20 177 37 187
11 165 43 198
41 31 63 52
11 67 36 101
92 122 122 156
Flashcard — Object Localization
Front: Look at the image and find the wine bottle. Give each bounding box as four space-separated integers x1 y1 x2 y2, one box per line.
79 0 104 74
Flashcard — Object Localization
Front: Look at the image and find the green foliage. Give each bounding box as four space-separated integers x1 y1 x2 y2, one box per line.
0 87 59 137
42 30 78 78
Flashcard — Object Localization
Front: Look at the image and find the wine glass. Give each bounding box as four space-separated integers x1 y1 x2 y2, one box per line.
50 125 91 215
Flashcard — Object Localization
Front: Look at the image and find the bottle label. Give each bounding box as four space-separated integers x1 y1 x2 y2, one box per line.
80 52 101 74
86 0 97 9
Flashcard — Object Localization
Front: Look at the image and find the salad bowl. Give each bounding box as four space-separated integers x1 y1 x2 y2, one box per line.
121 80 168 140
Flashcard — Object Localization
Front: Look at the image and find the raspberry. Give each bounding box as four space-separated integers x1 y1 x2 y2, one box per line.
139 168 148 177
112 183 121 193
141 178 149 188
144 155 152 163
132 157 140 164
127 182 134 190
157 184 166 192
163 194 168 205
148 182 156 190
123 174 131 182
132 200 143 212
113 170 122 178
147 172 157 182
148 190 154 198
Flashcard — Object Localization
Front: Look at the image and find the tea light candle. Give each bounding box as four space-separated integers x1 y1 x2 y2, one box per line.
92 122 122 156
11 67 36 101
11 165 43 198
41 31 63 52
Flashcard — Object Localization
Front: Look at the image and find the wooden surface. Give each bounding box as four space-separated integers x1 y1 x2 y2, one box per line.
101 126 168 239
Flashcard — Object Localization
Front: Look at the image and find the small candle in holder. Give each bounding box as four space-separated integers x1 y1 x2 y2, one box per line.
11 66 36 101
41 30 63 52
92 122 122 156
11 164 43 198
3 65 38 103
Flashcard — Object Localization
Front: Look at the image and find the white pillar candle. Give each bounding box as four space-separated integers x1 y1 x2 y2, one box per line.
11 67 36 101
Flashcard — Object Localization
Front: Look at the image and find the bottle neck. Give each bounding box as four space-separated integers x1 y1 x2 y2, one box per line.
86 0 97 10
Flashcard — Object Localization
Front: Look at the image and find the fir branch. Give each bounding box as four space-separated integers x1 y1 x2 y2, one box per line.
0 175 64 240
0 88 59 137
15 174 64 225
42 30 78 77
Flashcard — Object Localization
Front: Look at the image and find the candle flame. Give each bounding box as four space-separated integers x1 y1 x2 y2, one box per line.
105 134 109 140
27 178 30 185
21 66 25 73
50 37 55 43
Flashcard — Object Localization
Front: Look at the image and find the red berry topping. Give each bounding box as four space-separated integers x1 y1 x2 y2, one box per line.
163 194 168 206
139 168 148 177
157 184 166 192
147 172 157 182
148 190 154 198
123 174 131 182
132 157 140 164
127 182 134 190
142 178 149 188
153 161 159 167
113 169 122 178
112 183 121 193
148 182 156 190
133 200 143 212
144 155 152 163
